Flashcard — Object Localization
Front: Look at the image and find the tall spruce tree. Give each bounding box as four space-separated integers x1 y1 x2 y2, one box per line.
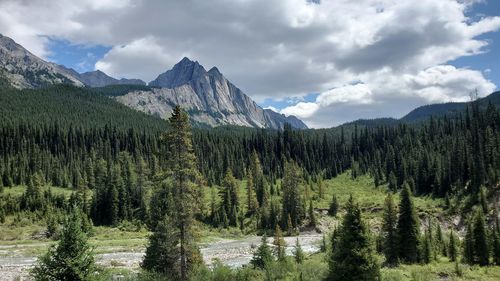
397 185 420 263
273 224 286 260
382 193 398 266
281 161 304 229
219 169 239 227
161 106 202 280
463 222 474 264
246 168 258 215
326 196 380 281
472 210 489 266
448 230 458 262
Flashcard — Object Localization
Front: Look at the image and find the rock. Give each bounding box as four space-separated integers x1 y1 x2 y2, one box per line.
132 57 308 129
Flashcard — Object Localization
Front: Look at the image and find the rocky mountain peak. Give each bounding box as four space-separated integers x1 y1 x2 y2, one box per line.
208 66 222 77
149 57 207 88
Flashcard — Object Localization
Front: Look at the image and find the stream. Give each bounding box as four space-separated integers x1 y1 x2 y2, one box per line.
0 232 323 280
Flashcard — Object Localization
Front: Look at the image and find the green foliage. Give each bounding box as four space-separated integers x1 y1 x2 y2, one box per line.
273 225 286 260
281 161 305 230
397 185 420 263
251 235 274 269
472 210 489 266
219 170 239 227
448 230 458 262
327 196 380 281
328 194 339 217
294 238 306 264
31 206 97 281
142 216 180 278
382 193 398 266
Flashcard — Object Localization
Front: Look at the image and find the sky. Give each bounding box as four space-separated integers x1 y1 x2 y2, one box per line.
0 0 499 128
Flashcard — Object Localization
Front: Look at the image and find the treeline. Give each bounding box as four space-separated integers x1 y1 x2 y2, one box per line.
0 89 499 229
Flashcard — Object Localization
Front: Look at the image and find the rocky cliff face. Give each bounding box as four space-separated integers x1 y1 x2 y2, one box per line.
0 34 145 88
78 70 146 87
116 58 307 129
0 34 83 88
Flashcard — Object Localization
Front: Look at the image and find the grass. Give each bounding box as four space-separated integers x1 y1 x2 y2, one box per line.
2 185 77 198
1 171 499 280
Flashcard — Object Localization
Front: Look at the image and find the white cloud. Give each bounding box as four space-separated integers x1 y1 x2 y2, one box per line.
282 65 495 127
264 106 279 112
95 37 176 81
0 0 499 127
281 102 319 119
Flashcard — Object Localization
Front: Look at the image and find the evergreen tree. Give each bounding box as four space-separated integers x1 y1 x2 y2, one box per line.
382 193 398 266
326 196 380 281
308 200 317 227
142 216 180 278
492 228 500 265
31 207 96 281
245 168 258 215
472 210 489 266
294 238 305 264
251 235 274 269
273 225 286 260
463 222 474 264
162 106 202 280
281 161 304 229
397 185 420 263
328 194 339 217
448 230 458 262
219 169 239 227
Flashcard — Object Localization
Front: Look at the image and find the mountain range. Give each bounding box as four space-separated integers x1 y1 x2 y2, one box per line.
1 33 499 130
0 34 306 129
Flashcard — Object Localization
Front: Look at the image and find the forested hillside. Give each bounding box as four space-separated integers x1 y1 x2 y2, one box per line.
1 85 500 281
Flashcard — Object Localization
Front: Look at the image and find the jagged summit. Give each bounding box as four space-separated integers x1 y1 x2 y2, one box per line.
119 57 308 129
149 57 207 88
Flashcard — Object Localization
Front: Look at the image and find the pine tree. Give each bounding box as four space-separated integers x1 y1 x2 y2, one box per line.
249 151 265 206
246 168 258 215
397 185 420 263
472 210 489 266
422 230 432 264
317 171 325 199
219 169 239 227
162 106 202 280
251 235 274 269
448 230 458 262
326 196 380 281
382 193 398 266
31 207 96 281
493 228 500 265
294 238 305 264
479 187 488 214
328 194 339 217
273 225 286 260
281 161 304 229
463 222 474 264
308 200 317 227
142 216 180 278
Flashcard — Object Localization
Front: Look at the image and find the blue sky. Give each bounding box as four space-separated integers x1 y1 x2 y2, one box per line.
47 39 110 73
451 0 500 89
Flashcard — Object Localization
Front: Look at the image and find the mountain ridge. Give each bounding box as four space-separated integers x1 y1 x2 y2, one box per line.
116 57 308 129
0 34 307 129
